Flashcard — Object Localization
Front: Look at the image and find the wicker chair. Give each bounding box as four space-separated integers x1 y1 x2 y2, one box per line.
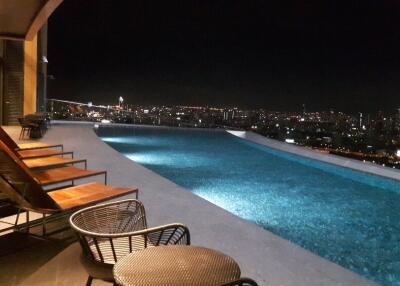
222 278 259 286
69 199 191 286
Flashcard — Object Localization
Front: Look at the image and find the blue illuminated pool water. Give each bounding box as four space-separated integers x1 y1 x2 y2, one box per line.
98 126 400 286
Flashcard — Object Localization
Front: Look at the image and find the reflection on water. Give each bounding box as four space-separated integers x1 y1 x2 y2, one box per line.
99 126 400 286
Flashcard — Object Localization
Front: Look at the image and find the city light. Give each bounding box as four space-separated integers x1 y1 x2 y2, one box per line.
48 99 400 170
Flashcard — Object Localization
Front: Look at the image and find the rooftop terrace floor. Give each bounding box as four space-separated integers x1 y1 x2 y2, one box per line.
0 123 376 286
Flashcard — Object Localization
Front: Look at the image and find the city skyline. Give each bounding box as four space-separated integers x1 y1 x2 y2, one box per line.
49 98 400 170
48 0 400 113
49 98 400 117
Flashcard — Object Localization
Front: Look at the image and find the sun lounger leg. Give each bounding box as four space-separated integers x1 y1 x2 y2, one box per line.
26 211 30 233
86 276 93 286
14 209 30 233
14 209 21 225
42 214 47 236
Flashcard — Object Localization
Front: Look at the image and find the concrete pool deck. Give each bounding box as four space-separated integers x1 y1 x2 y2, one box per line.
0 122 376 286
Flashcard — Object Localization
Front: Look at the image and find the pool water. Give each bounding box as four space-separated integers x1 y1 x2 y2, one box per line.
98 126 400 286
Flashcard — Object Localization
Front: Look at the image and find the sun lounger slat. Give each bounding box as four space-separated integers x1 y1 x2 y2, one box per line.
23 157 86 169
17 149 71 159
48 183 138 210
34 166 106 186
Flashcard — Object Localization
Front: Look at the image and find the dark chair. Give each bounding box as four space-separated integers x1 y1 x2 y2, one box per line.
69 199 190 286
17 117 39 139
222 278 259 286
25 113 48 135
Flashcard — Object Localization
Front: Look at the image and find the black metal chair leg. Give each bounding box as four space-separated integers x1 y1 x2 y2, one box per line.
86 276 93 286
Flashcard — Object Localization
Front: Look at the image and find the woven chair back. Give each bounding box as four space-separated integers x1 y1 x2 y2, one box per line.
70 200 148 264
0 141 58 211
71 200 147 234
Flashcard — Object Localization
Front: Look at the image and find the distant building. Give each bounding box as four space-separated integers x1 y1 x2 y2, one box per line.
223 109 235 121
223 110 230 120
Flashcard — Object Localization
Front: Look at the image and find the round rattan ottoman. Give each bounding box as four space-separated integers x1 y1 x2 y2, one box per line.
113 245 241 286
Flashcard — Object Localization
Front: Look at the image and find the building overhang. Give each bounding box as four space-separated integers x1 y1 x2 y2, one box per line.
0 0 63 41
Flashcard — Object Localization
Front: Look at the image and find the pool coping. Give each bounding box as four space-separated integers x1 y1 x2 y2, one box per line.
227 130 400 183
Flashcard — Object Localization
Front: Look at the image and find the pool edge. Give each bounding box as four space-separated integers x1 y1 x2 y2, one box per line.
228 130 400 183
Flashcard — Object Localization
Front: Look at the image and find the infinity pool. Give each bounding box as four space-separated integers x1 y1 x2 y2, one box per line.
98 126 400 286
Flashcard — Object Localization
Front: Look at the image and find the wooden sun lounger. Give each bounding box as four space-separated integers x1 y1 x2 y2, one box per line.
47 182 134 209
0 142 106 187
0 126 63 151
34 166 107 186
16 142 63 151
0 178 138 236
0 141 138 235
23 156 87 170
0 126 71 159
0 127 87 170
17 148 73 159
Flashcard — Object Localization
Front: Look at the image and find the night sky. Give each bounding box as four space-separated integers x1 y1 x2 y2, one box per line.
48 0 400 113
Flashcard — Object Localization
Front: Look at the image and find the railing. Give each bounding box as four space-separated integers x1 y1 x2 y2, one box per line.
46 99 136 124
45 99 242 130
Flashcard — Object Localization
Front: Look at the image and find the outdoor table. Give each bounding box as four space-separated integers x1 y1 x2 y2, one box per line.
113 245 241 286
